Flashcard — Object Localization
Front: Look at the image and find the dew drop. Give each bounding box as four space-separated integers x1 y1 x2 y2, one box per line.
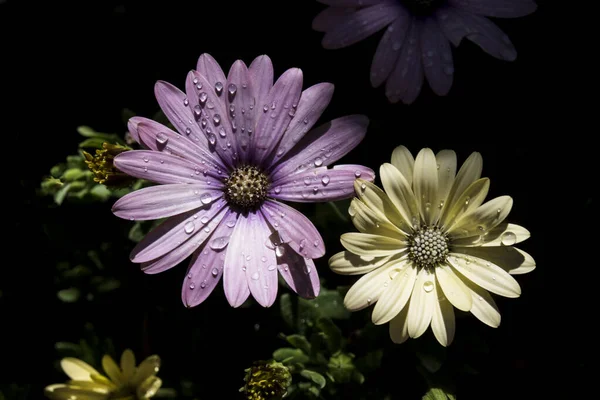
360 183 367 191
214 81 223 95
500 231 517 246
193 77 199 85
354 170 362 178
209 236 229 250
228 83 237 97
211 268 219 277
184 221 195 234
251 272 260 280
275 246 285 257
314 157 323 167
200 281 207 288
200 216 210 224
208 133 217 145
185 127 191 135
423 281 434 293
200 193 212 204
156 132 168 145
268 265 276 271
274 186 282 194
183 98 189 106
199 92 208 105
189 283 195 290
213 114 221 125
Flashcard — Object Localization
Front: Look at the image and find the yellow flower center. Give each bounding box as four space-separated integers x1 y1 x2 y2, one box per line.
224 166 270 211
408 226 449 269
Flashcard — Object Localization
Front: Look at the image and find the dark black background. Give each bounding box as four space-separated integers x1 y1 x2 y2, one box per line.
5 0 589 399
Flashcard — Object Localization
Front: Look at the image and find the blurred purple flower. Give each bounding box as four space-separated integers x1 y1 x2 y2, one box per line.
313 0 537 104
112 53 374 308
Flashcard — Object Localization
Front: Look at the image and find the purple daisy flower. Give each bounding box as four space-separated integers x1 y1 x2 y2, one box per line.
313 0 537 104
112 53 374 308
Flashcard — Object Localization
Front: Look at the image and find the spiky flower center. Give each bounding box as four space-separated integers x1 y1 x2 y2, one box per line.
240 360 292 400
400 0 445 15
83 142 134 187
408 226 449 269
224 166 270 211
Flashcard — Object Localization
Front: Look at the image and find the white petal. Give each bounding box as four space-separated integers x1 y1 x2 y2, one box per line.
340 232 406 257
349 198 406 238
464 280 501 328
413 148 439 225
60 358 100 382
389 304 410 344
435 263 472 311
451 245 536 276
431 281 456 347
439 178 490 231
448 196 513 239
448 252 521 298
329 251 393 275
407 268 436 338
390 145 415 186
436 149 457 205
452 223 530 247
372 261 417 324
343 260 396 311
379 163 420 230
354 178 412 232
441 152 483 221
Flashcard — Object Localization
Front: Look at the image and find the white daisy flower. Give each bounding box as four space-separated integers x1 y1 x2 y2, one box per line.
330 146 535 346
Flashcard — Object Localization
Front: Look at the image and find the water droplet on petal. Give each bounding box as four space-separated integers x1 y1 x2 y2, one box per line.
199 92 208 105
156 132 168 145
209 236 229 250
228 83 237 97
314 157 323 167
354 170 362 178
189 283 195 290
183 98 189 106
321 175 330 185
275 246 285 257
184 221 195 234
213 114 221 125
214 81 223 95
268 265 276 271
200 193 212 204
274 186 282 194
423 281 434 293
251 272 260 280
211 268 219 277
500 231 517 246
208 133 217 145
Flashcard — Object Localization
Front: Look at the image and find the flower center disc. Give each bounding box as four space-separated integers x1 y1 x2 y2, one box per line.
224 166 270 211
400 0 445 15
408 226 449 269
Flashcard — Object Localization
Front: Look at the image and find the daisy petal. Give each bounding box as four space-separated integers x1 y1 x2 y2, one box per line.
349 198 406 237
386 19 424 104
407 268 435 338
127 117 145 147
261 200 325 258
270 83 335 162
271 115 369 179
196 53 227 108
226 60 255 163
420 17 454 96
322 3 401 49
372 261 416 325
389 304 410 344
253 68 303 166
355 178 411 231
312 7 354 32
45 385 109 400
413 148 440 225
463 279 501 327
440 151 483 220
379 163 419 230
120 350 135 382
154 81 204 143
112 184 223 221
329 251 393 275
448 0 537 18
102 355 124 386
131 356 161 387
60 358 100 381
435 263 472 311
452 222 530 247
131 200 226 263
371 14 411 88
269 165 374 203
182 210 238 307
448 195 512 238
140 208 227 274
114 150 225 185
277 244 320 299
436 149 457 206
431 281 456 347
452 245 535 275
249 55 274 116
440 178 490 230
390 145 415 185
340 232 405 256
223 213 252 307
344 260 395 311
448 252 521 298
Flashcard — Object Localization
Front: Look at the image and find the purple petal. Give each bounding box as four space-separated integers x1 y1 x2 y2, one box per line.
114 150 225 185
223 213 252 307
448 0 537 18
370 13 411 88
269 164 375 202
321 3 401 49
420 17 454 96
252 68 303 166
249 55 274 119
134 118 227 172
154 81 204 142
186 70 238 168
226 60 256 163
127 117 144 147
385 19 424 104
140 207 227 274
112 184 224 221
268 83 335 164
312 7 354 32
437 7 517 61
317 0 382 5
260 200 325 259
196 53 228 109
277 244 320 299
270 115 369 179
130 199 227 263
181 209 239 307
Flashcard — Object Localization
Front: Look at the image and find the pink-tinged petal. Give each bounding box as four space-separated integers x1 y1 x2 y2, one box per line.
114 151 225 186
127 117 144 147
321 3 402 49
223 213 253 307
249 55 274 118
154 81 204 141
317 0 382 6
269 165 375 202
140 207 227 274
271 115 369 179
277 244 320 299
112 184 223 221
130 199 227 263
386 19 424 104
226 60 255 163
312 7 355 32
186 71 239 168
448 0 537 18
134 118 227 172
269 83 335 163
421 17 454 96
182 210 239 307
437 7 517 61
196 53 228 109
252 68 303 166
261 200 325 259
371 14 411 88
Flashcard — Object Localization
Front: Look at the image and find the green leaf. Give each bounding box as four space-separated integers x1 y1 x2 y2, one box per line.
422 387 455 400
300 370 326 389
327 352 356 384
53 183 72 205
79 138 108 149
128 222 146 243
77 126 119 141
95 278 121 293
273 348 309 365
297 288 350 326
280 293 295 329
54 341 81 353
352 370 365 384
286 334 311 354
316 317 342 353
89 184 111 201
57 287 80 303
61 168 89 182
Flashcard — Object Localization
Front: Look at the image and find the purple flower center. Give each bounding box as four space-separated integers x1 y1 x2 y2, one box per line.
224 165 270 211
408 226 449 269
399 0 445 15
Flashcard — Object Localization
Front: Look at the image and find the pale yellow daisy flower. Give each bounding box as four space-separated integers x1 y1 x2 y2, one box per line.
45 349 162 400
330 146 535 346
